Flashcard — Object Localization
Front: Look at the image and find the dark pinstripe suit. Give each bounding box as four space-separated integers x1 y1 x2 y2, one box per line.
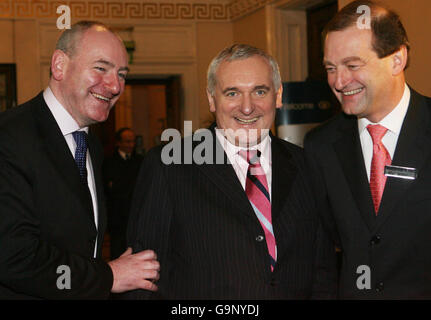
126 125 337 299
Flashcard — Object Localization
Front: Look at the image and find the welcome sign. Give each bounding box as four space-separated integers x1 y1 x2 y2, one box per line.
276 81 338 146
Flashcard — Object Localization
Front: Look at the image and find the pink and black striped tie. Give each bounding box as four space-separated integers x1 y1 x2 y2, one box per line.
367 124 391 214
239 150 277 271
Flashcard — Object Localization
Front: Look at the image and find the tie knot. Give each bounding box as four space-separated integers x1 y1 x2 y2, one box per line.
72 131 88 148
367 124 387 144
239 149 261 165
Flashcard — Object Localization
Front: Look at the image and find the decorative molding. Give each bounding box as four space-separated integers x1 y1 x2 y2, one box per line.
0 0 277 21
132 23 196 62
0 0 230 21
228 0 274 20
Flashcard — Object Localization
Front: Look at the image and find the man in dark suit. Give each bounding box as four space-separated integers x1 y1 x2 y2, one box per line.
0 21 159 299
104 128 144 259
126 44 337 299
304 0 431 299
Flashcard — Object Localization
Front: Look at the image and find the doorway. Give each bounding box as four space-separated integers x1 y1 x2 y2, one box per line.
123 76 182 154
92 75 182 157
93 76 182 262
306 0 338 82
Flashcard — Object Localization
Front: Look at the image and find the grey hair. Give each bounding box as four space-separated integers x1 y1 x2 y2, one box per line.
207 44 281 96
55 20 111 57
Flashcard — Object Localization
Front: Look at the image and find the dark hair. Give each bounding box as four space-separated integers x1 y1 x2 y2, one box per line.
323 0 410 68
115 127 133 142
56 20 113 57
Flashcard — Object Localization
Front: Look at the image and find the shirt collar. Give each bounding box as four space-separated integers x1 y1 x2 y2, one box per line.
43 86 89 136
118 149 130 160
358 83 410 135
215 127 271 163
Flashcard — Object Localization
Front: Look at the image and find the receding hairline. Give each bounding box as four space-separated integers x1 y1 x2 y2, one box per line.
55 21 122 57
323 1 400 37
207 44 281 96
215 55 275 85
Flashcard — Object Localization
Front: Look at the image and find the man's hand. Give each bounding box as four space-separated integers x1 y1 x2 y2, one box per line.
108 247 160 293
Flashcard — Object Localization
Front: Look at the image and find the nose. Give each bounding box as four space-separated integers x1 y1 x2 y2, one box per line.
239 93 255 115
332 68 351 92
105 72 122 96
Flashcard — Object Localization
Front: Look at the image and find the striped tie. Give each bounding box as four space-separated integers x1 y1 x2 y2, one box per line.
239 150 277 271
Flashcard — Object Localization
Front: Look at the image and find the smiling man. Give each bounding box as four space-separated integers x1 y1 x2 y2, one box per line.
0 21 159 299
206 51 282 147
304 0 431 299
50 24 130 127
126 44 337 299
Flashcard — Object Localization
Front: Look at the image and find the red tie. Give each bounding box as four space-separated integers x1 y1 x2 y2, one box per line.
239 150 277 271
367 124 392 214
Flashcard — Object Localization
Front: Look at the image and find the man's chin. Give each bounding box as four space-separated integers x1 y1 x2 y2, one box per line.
341 104 365 118
91 109 111 124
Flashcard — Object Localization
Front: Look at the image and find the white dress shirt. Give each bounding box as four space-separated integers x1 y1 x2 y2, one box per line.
43 87 99 258
215 128 272 200
118 149 131 160
358 83 411 181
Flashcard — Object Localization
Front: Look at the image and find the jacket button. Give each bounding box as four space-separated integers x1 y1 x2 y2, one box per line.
370 235 381 245
256 235 264 242
375 282 384 292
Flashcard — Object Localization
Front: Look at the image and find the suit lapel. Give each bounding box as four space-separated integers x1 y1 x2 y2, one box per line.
197 127 299 221
195 127 255 218
270 136 298 266
270 136 297 221
375 90 431 231
196 127 301 271
34 94 97 225
333 116 376 231
87 130 107 252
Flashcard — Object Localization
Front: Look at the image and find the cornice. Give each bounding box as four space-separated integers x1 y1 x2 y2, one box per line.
0 0 275 21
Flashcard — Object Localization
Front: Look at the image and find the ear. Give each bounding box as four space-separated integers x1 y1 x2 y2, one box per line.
275 85 283 109
51 50 69 81
391 45 408 76
207 89 216 113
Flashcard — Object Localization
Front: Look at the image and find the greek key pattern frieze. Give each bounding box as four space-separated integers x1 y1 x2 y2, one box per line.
0 0 231 20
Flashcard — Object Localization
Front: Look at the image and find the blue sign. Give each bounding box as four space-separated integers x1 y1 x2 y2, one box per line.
276 81 338 126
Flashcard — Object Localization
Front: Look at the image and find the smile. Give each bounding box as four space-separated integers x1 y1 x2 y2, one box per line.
342 88 364 96
235 117 259 124
91 92 111 102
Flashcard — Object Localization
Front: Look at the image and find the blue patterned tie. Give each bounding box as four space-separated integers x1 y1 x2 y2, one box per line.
72 131 88 185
